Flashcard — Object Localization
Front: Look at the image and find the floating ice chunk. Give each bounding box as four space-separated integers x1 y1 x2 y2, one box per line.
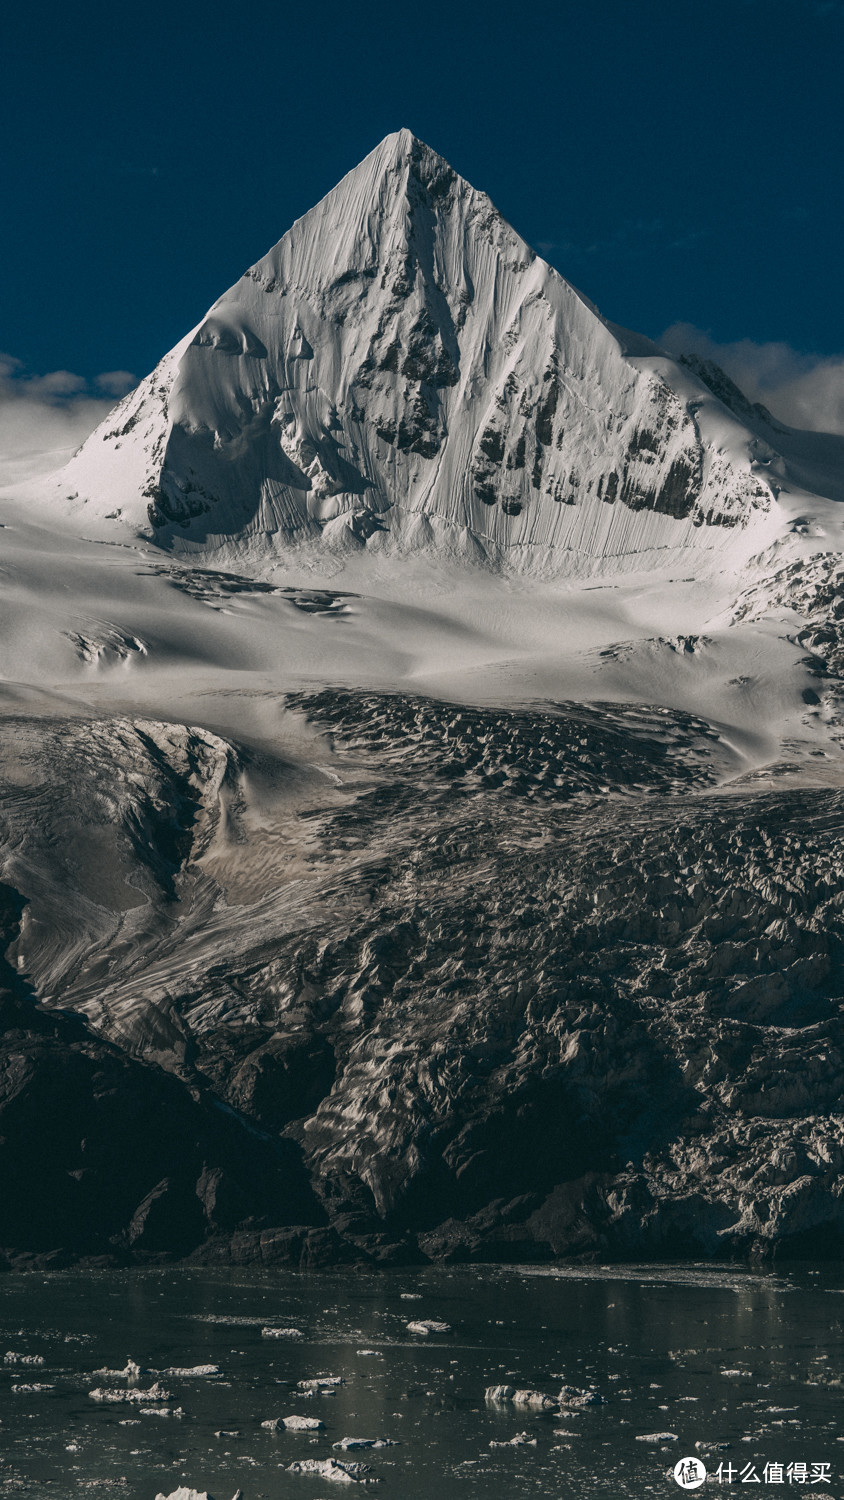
282 1414 325 1431
3 1352 44 1365
215 1430 240 1438
489 1431 537 1448
154 1491 214 1500
485 1385 516 1403
298 1375 345 1391
11 1382 55 1392
635 1432 679 1442
333 1438 399 1450
161 1365 221 1376
511 1389 556 1410
262 1326 304 1339
288 1457 375 1482
406 1320 451 1336
356 1350 381 1357
155 1490 239 1500
92 1359 146 1378
399 1293 422 1300
140 1404 184 1417
484 1385 555 1409
558 1384 606 1407
89 1381 170 1403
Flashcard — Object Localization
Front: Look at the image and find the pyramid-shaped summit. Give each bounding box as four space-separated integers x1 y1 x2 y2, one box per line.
58 129 774 570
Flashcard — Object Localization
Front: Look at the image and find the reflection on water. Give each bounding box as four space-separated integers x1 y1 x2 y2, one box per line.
0 1263 840 1498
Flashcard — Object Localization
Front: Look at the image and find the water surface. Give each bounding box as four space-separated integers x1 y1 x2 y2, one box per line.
0 1263 840 1498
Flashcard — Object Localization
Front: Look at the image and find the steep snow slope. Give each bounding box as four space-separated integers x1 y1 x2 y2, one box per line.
49 129 776 574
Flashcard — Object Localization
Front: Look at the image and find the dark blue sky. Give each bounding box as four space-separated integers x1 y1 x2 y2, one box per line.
3 0 843 382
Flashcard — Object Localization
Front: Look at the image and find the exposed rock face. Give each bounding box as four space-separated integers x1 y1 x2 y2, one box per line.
0 884 331 1267
735 552 844 677
55 130 771 572
1 692 843 1267
679 353 785 434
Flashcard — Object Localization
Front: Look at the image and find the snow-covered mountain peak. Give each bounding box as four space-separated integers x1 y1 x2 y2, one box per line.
50 130 781 575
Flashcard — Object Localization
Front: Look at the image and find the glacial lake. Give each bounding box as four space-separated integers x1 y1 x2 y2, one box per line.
0 1263 841 1499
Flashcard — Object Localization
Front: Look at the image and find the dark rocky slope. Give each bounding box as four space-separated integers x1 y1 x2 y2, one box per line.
0 885 344 1270
2 691 843 1268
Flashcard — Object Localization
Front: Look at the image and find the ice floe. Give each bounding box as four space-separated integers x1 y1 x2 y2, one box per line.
298 1375 345 1391
155 1490 242 1500
558 1383 606 1407
485 1385 516 1402
288 1457 376 1483
92 1358 145 1378
89 1381 170 1403
490 1431 538 1448
333 1438 399 1450
484 1384 557 1409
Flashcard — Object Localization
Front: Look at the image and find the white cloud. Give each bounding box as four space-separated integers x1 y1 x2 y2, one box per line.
0 354 137 487
660 322 844 436
94 370 137 398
